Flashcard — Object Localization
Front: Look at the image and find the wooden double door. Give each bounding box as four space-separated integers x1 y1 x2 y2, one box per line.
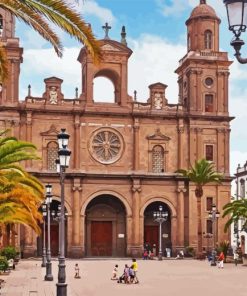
91 221 112 256
144 225 159 252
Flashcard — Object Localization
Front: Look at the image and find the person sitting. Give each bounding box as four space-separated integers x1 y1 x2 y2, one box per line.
74 263 81 278
111 264 118 280
124 264 130 283
149 251 154 260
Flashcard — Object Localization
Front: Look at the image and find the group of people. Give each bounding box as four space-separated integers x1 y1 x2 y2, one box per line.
111 258 139 284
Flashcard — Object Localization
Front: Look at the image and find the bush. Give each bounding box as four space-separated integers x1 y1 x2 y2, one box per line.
185 246 195 257
218 240 230 263
0 246 17 260
0 256 8 272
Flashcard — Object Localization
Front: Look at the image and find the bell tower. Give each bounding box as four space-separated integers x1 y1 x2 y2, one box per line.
0 8 23 105
175 0 232 115
77 24 132 107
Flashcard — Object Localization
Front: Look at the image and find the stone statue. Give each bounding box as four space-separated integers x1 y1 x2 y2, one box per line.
154 93 163 110
49 86 58 104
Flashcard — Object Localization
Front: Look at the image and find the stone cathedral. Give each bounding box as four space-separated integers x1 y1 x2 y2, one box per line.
0 1 232 258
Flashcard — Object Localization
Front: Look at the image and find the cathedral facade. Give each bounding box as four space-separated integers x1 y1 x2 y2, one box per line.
0 1 232 258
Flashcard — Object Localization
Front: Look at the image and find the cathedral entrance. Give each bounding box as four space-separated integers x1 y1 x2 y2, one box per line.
85 195 126 257
144 201 171 256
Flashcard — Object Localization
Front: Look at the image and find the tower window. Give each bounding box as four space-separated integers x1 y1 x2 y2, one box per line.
152 145 164 173
206 197 213 211
206 219 213 234
0 15 3 36
47 141 58 171
205 145 213 161
187 34 191 51
205 94 213 112
204 30 212 50
240 179 245 198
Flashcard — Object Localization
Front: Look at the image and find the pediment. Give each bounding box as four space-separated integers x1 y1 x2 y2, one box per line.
101 43 120 52
40 124 59 136
100 40 133 56
146 128 171 141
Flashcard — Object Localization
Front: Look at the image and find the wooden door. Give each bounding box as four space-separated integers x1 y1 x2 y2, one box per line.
50 224 59 256
144 225 159 251
91 221 112 256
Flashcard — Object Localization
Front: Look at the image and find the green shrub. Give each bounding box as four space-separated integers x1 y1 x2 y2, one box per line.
0 256 8 272
219 240 230 263
185 246 195 257
0 246 17 260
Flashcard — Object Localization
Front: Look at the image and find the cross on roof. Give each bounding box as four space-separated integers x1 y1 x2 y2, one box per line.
102 22 111 39
200 0 206 4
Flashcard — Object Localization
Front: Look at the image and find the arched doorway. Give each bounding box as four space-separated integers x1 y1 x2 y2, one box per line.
144 201 171 256
37 200 68 257
85 194 126 257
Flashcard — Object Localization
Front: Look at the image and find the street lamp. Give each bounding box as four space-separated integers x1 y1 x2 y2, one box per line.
153 205 168 261
223 0 247 63
45 184 53 281
56 129 71 296
208 204 220 266
41 203 47 267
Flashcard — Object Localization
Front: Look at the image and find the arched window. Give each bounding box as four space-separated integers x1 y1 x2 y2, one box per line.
47 141 58 171
93 77 115 103
240 179 245 198
204 30 212 50
187 34 191 51
152 145 164 173
0 15 3 36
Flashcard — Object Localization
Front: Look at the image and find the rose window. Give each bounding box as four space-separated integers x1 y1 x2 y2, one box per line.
89 129 124 164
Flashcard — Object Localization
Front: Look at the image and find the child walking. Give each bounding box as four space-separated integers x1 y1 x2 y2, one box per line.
111 264 119 280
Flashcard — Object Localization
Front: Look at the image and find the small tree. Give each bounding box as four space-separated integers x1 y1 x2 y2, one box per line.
1 246 17 260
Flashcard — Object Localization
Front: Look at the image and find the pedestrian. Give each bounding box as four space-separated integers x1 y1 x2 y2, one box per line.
129 265 135 283
74 263 81 278
143 249 148 260
124 264 130 284
132 258 139 284
234 251 239 266
111 264 118 280
218 251 224 269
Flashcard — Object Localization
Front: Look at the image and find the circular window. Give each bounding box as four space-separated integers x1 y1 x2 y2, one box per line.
205 77 214 87
89 128 124 164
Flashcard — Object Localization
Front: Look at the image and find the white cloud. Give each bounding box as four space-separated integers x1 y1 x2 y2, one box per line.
128 34 186 102
73 0 116 24
158 0 226 18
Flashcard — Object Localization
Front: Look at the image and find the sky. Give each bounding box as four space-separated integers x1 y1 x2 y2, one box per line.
15 0 247 178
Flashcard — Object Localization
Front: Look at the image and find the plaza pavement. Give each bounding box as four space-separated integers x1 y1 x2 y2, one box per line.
0 258 246 296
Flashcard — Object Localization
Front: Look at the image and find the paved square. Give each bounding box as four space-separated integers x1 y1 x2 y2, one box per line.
1 259 246 296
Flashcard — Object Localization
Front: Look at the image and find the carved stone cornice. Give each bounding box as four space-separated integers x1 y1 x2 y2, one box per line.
72 186 82 192
40 124 59 136
217 128 226 134
146 128 171 141
177 126 185 134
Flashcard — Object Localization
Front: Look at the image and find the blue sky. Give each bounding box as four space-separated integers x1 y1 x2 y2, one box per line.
15 0 247 175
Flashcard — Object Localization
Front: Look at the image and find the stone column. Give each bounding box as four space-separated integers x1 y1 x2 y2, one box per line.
176 186 186 248
187 69 197 111
133 119 140 171
196 128 203 159
177 125 185 169
196 69 202 111
130 179 142 256
217 128 225 172
189 127 196 165
26 112 32 168
74 115 80 170
224 72 230 113
71 181 83 258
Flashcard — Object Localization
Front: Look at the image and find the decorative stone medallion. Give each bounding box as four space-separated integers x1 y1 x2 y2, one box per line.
89 128 124 164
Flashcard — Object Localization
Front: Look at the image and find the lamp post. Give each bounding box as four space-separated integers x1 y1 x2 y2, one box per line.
41 203 47 267
153 205 168 261
208 204 220 266
45 184 53 281
56 129 71 296
223 0 247 63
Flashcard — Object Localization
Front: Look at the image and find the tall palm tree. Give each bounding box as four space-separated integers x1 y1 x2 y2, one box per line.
177 158 223 254
222 199 247 232
0 0 101 81
0 130 44 235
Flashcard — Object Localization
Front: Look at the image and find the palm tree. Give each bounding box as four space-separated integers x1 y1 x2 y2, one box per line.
222 199 247 232
0 0 101 81
177 158 223 254
0 130 44 235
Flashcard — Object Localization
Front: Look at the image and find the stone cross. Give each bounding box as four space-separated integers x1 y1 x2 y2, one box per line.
102 22 111 39
200 0 206 4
